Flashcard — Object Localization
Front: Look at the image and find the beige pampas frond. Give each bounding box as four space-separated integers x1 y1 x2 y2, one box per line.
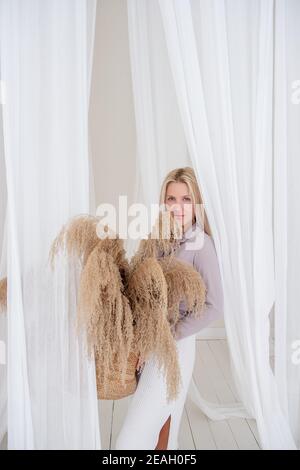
126 257 181 402
49 214 135 397
48 214 101 269
48 214 130 286
130 210 182 273
47 210 207 402
95 237 130 288
158 257 207 328
0 277 7 314
125 211 207 401
76 243 134 395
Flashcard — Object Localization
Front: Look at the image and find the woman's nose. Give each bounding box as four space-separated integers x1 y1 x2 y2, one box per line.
171 203 183 215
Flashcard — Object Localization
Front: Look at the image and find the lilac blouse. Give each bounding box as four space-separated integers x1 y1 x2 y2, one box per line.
168 223 224 341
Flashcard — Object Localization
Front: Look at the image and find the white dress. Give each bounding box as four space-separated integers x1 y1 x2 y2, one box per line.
115 333 197 450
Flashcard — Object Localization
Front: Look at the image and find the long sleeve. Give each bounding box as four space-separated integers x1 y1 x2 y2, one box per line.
174 235 224 341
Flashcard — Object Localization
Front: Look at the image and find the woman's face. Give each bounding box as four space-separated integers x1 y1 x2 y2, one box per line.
165 182 195 231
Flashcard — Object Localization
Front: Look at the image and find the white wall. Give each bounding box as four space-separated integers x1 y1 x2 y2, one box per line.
89 0 136 214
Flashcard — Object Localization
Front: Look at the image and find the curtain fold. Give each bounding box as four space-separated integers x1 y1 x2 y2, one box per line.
126 0 190 240
0 0 99 449
274 0 300 448
127 0 299 449
0 60 8 448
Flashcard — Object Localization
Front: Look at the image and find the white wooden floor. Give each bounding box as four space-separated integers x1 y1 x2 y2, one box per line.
1 339 272 450
99 339 266 450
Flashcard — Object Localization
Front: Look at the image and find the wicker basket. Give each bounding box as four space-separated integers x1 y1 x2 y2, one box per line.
95 351 140 400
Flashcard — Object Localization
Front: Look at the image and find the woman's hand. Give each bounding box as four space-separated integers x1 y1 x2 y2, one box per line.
170 322 177 338
136 355 145 372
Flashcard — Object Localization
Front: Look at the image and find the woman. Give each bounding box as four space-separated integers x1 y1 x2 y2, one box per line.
115 167 224 450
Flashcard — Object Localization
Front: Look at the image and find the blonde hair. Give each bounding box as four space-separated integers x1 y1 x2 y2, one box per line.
159 166 212 236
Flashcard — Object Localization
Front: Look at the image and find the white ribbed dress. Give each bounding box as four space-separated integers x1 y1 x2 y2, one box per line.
115 224 224 450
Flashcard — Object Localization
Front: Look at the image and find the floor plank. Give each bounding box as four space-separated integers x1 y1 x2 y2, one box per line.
0 432 7 450
189 340 260 449
110 395 132 450
208 340 260 448
185 398 217 449
178 407 196 450
98 399 113 450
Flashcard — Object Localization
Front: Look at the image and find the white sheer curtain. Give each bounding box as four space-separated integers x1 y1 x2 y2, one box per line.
125 0 191 262
0 0 100 449
0 83 7 446
274 0 300 449
127 0 299 449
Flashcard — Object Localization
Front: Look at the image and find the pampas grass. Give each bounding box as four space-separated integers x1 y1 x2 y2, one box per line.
158 257 207 328
48 211 207 402
94 237 130 288
2 211 207 402
49 214 102 269
76 245 134 395
0 277 7 314
126 257 181 402
49 214 130 285
49 214 134 397
129 210 182 273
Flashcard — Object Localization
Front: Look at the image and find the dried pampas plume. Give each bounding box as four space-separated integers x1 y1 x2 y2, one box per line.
130 210 182 272
47 211 207 402
48 214 130 283
49 214 103 269
126 257 181 402
2 211 207 403
158 257 207 328
126 212 207 401
49 214 134 396
77 245 134 395
94 237 130 288
0 277 7 314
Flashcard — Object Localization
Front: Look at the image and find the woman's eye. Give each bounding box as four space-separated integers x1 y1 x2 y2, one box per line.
183 197 191 202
